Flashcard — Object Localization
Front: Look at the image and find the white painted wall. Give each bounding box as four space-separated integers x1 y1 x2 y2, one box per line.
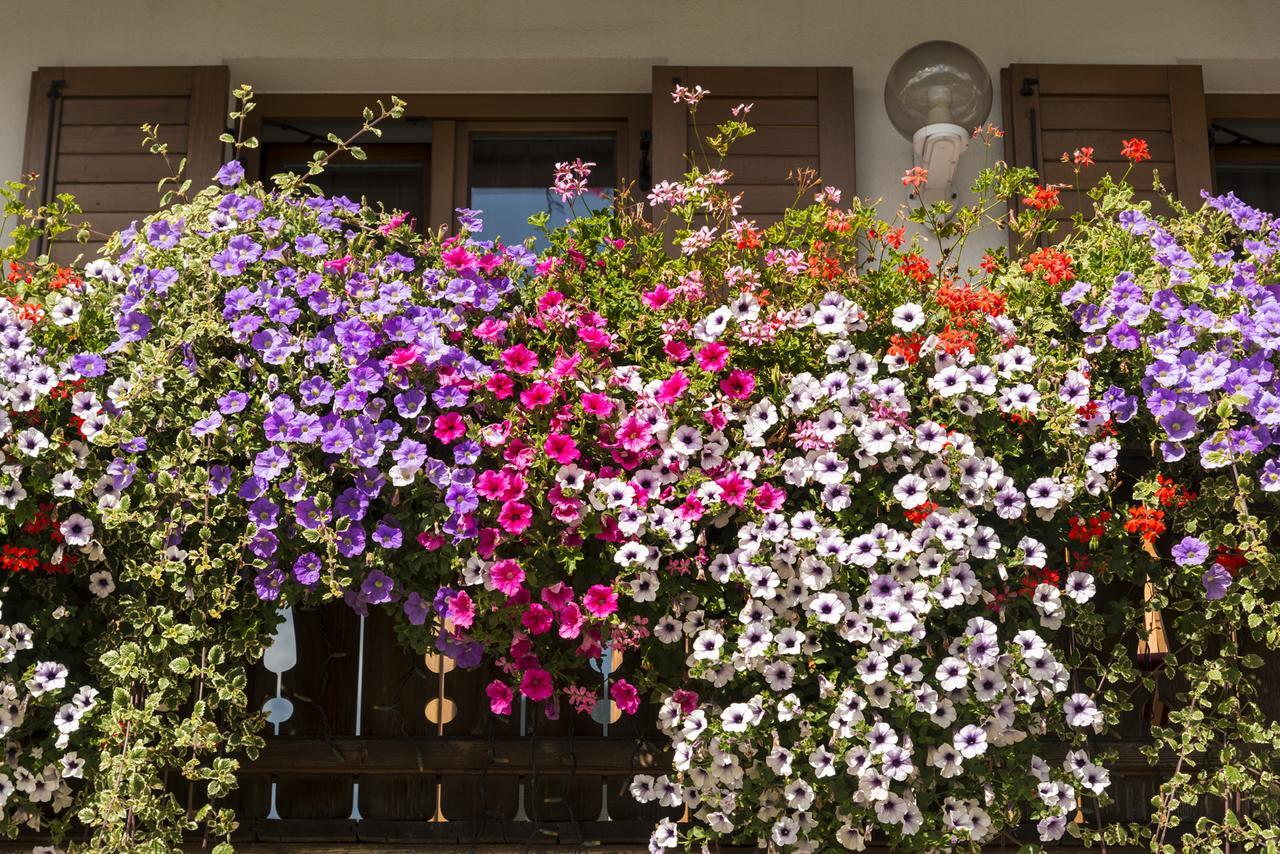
4 0 1280 251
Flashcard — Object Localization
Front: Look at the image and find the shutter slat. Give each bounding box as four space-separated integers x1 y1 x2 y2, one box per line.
1038 97 1172 131
653 65 854 229
59 125 188 154
59 97 191 125
1040 130 1176 162
1040 161 1174 186
690 125 819 157
59 183 165 212
696 97 819 125
55 154 174 183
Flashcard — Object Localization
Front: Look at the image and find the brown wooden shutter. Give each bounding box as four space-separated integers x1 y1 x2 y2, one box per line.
22 66 229 262
651 66 855 223
1001 64 1212 219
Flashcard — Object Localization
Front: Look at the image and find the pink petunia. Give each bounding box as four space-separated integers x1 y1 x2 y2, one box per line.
519 668 554 702
486 679 514 715
671 688 699 714
583 584 619 618
544 432 581 464
696 341 730 372
486 372 515 400
610 678 640 715
719 369 756 399
473 316 508 344
384 345 422 368
498 501 533 535
656 370 690 405
664 340 691 362
489 558 525 596
541 582 574 611
716 472 751 507
434 412 467 443
442 245 476 270
448 590 475 628
476 469 509 501
501 344 539 375
615 414 653 452
754 482 786 512
581 392 615 417
521 603 554 635
519 381 555 409
552 351 581 379
641 284 674 310
557 601 584 639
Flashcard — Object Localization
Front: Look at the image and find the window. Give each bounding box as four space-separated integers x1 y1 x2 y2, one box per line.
464 130 619 246
247 94 648 236
1208 95 1280 214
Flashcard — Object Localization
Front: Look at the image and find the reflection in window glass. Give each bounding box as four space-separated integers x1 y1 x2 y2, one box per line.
306 163 428 226
469 134 617 247
1212 120 1280 216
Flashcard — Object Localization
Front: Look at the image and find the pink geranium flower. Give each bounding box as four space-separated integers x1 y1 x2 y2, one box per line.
486 680 514 715
489 558 525 596
498 501 533 534
501 344 539 375
519 668 554 702
583 584 619 618
697 341 730 372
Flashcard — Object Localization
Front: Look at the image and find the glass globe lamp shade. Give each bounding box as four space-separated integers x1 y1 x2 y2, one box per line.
884 40 993 140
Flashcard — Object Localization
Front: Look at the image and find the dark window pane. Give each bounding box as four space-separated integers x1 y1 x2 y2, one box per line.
1216 165 1280 215
469 134 617 247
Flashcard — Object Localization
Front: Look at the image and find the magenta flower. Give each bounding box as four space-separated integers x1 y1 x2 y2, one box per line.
486 680 514 715
519 668 554 702
583 584 618 618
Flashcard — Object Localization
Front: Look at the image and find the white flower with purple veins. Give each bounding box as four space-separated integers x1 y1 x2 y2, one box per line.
691 629 724 661
1074 762 1111 794
14 427 48 457
929 364 969 397
668 424 703 456
1064 692 1103 728
1026 478 1063 509
998 383 1041 413
27 661 67 697
58 513 93 547
953 724 988 759
809 592 846 623
996 345 1037 377
1085 439 1119 475
936 656 970 691
892 302 925 332
1064 571 1095 603
893 473 929 509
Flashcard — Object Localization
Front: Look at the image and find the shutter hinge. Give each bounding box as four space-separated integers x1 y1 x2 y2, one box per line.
1019 77 1039 97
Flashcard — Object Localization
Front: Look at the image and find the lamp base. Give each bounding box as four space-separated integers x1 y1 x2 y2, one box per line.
911 122 969 206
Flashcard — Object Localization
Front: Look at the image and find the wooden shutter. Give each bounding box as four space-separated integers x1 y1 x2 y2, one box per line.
22 66 229 262
1001 64 1212 219
651 66 855 223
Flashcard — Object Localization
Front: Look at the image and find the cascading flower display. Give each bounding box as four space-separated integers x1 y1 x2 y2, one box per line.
1 85 1279 852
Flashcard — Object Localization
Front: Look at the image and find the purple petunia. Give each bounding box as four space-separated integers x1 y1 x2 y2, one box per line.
1172 536 1210 567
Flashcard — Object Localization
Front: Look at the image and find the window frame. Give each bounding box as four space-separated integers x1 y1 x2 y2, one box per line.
1205 93 1280 195
245 93 648 230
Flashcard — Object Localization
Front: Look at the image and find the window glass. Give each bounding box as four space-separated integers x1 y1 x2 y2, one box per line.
469 134 617 247
1212 120 1280 215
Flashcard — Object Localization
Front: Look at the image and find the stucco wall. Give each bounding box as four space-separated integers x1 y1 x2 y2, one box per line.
5 0 1280 249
